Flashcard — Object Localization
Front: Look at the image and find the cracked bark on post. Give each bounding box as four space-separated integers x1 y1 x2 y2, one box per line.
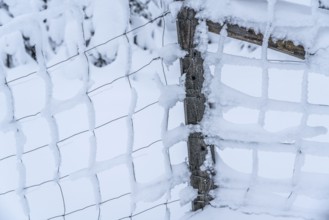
177 7 216 211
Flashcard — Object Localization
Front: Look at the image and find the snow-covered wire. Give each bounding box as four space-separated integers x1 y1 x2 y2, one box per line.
5 11 170 85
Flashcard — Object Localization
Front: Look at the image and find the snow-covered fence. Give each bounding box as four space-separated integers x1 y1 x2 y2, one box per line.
4 0 329 219
176 0 329 218
176 7 216 211
0 1 190 220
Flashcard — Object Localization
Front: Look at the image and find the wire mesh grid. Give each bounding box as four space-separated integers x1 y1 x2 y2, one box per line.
0 6 188 220
191 0 329 219
4 0 329 219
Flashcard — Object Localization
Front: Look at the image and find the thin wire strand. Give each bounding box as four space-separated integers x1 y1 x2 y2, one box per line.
0 137 164 196
0 101 159 164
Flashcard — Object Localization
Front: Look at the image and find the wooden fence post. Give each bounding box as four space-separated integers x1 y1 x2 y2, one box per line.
176 6 216 211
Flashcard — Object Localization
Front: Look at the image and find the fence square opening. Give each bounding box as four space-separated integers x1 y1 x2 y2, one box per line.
133 140 166 183
223 107 259 124
0 157 18 192
54 103 89 141
100 194 131 220
20 117 51 152
268 69 303 102
134 103 162 149
223 38 262 60
0 193 29 220
308 73 329 106
221 65 262 97
90 78 131 127
11 76 45 119
264 110 302 133
60 133 90 176
258 151 295 179
302 155 329 174
23 147 56 186
61 178 95 213
27 182 64 220
50 58 85 101
268 68 303 102
0 131 16 158
98 164 130 200
95 118 127 162
169 141 187 165
219 148 252 174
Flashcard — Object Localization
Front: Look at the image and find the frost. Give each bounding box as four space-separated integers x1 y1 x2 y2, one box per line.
169 1 183 19
158 84 185 109
179 186 198 206
194 20 209 53
163 124 190 148
133 163 189 203
200 146 215 172
127 88 138 212
157 43 187 66
69 154 128 180
203 117 327 144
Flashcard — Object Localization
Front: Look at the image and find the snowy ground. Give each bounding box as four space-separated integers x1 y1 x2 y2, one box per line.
187 206 305 220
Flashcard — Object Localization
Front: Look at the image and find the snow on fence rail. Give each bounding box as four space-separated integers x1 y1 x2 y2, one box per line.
0 2 190 220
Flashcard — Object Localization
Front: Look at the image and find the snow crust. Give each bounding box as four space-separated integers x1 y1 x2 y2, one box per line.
157 43 187 66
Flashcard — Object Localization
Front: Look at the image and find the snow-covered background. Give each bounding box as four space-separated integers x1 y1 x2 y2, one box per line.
1 0 329 219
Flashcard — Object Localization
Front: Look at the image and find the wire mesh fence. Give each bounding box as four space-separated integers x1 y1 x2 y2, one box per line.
183 0 329 219
4 0 329 219
0 2 189 219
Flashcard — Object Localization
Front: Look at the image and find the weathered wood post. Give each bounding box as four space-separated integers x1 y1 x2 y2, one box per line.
176 6 216 211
